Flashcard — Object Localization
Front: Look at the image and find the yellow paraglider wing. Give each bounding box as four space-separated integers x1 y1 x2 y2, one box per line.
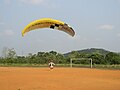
22 18 75 37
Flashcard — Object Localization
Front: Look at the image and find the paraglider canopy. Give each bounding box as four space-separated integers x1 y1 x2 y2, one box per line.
22 18 75 37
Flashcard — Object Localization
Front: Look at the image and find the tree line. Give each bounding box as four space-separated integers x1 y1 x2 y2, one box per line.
0 48 120 65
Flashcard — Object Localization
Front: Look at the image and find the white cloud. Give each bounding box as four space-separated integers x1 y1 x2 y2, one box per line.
4 30 15 36
117 0 120 4
0 22 4 25
99 24 114 30
4 0 11 4
20 0 45 5
0 30 14 37
117 33 120 37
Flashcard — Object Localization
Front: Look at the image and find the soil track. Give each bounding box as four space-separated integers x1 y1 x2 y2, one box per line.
0 67 120 90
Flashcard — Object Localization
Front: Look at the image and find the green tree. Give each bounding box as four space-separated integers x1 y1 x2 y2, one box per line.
6 48 16 58
88 53 104 64
105 52 120 64
68 51 80 59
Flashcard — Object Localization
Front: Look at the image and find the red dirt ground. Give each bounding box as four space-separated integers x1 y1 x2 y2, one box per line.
0 67 120 90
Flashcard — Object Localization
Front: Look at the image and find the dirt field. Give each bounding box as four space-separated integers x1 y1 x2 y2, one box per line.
0 67 120 90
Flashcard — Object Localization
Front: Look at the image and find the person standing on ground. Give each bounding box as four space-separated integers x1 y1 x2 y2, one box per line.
49 60 55 69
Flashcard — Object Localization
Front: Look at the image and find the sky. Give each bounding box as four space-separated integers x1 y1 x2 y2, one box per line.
0 0 120 56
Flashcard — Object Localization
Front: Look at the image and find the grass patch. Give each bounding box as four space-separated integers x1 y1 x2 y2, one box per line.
93 64 120 70
0 63 120 70
0 63 48 67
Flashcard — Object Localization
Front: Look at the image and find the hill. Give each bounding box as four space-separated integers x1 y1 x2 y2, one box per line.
64 48 110 56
